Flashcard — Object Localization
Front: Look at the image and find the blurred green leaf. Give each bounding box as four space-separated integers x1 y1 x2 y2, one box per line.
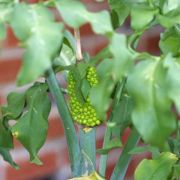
173 164 180 179
110 33 133 81
81 79 91 100
127 59 176 147
54 44 76 67
157 8 180 28
63 30 76 53
0 2 12 22
97 138 122 154
2 92 25 120
160 0 180 14
111 94 133 134
90 77 114 120
135 152 178 180
131 4 157 31
0 147 19 169
56 0 113 35
108 0 130 28
129 145 159 156
10 3 63 85
0 21 6 40
159 26 180 56
164 54 180 114
11 83 51 164
0 119 13 149
97 58 113 79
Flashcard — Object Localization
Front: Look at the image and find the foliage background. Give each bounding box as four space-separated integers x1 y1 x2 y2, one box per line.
0 0 180 179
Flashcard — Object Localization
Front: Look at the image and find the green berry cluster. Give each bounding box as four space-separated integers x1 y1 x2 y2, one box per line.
86 66 99 87
67 70 101 127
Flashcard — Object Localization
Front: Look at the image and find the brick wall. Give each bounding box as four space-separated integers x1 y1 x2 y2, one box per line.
0 1 161 180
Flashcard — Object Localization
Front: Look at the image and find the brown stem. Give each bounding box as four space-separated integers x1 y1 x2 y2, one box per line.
74 28 83 61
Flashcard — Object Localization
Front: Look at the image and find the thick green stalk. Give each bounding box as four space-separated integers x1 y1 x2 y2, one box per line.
111 128 140 180
46 68 81 177
79 128 96 175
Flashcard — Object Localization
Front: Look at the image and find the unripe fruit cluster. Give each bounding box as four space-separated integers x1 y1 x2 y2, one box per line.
86 66 99 87
67 68 101 127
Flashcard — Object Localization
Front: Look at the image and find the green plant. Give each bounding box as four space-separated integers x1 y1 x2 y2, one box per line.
0 0 180 179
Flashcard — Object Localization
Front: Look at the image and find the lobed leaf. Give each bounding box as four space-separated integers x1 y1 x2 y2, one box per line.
10 3 63 85
56 0 113 35
127 59 176 147
11 83 51 164
110 33 133 81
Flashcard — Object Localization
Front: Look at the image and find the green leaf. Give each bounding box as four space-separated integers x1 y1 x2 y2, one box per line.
108 0 130 28
56 0 113 35
89 77 114 120
0 3 12 22
11 83 51 164
127 59 176 147
160 0 180 14
10 3 63 85
157 8 180 28
111 128 140 180
129 145 159 157
159 26 180 56
110 33 133 81
0 119 13 149
97 58 113 79
97 138 122 154
2 92 25 120
135 152 178 180
164 55 180 114
173 164 180 179
110 94 133 134
130 4 157 31
81 79 91 100
0 21 6 40
0 147 19 169
63 30 76 53
54 44 76 67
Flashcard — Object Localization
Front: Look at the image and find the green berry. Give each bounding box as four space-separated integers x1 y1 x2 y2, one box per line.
86 66 99 87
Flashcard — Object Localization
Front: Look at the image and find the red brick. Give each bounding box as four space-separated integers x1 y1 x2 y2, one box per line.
136 27 162 55
81 35 108 56
3 27 18 48
0 59 21 84
47 116 64 140
6 152 60 180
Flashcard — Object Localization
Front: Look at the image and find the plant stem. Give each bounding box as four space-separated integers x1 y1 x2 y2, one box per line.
99 126 111 176
99 80 126 177
111 128 140 180
46 68 81 177
74 28 83 61
79 128 96 174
